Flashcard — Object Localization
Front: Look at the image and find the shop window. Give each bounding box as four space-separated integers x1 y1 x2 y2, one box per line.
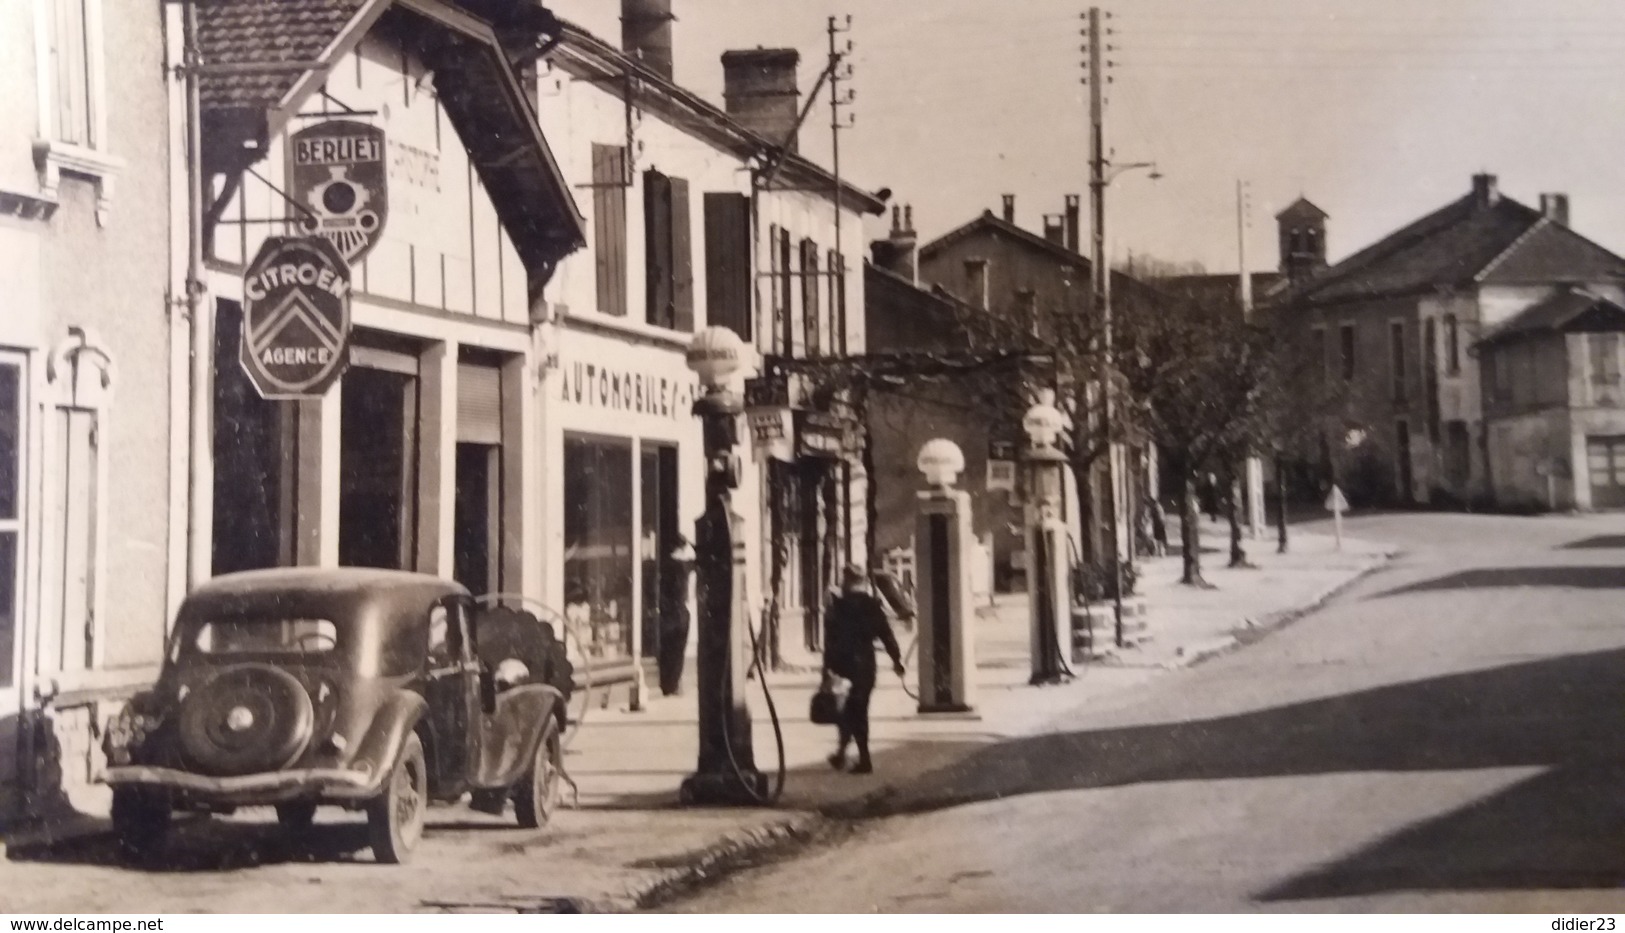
212 301 291 574
564 436 634 663
639 444 682 680
454 360 504 596
644 169 693 332
591 144 628 317
339 365 420 571
0 359 22 689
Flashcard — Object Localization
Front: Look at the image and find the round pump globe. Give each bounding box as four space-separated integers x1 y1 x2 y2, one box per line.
686 326 747 389
916 438 966 487
1023 401 1067 449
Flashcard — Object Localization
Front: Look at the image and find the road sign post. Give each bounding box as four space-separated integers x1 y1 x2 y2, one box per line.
1325 484 1348 551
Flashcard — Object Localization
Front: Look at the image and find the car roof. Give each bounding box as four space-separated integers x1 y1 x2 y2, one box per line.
187 567 467 603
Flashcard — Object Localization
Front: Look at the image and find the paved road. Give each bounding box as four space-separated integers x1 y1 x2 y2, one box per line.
674 512 1625 912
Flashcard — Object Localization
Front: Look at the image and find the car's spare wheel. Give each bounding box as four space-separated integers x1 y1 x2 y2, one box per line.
177 664 314 776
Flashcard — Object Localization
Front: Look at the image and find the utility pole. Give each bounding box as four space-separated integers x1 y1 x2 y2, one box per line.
829 15 855 345
1237 180 1265 541
1084 6 1125 647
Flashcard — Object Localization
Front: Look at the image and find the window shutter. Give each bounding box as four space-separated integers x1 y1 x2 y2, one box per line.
778 228 794 355
800 239 820 356
457 363 502 445
829 248 846 355
669 177 693 332
592 144 627 317
705 193 752 339
644 169 674 328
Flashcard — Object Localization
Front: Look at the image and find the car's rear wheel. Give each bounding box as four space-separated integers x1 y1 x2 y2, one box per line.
111 787 172 861
366 733 426 864
275 801 317 832
514 718 562 829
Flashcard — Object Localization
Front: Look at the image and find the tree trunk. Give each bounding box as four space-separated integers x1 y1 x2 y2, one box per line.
1181 474 1206 586
1227 475 1250 568
1275 455 1290 555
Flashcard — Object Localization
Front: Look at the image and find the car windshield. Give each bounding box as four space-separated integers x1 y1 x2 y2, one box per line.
193 617 339 655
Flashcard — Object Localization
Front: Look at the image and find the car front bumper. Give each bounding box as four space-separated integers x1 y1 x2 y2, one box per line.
102 764 383 804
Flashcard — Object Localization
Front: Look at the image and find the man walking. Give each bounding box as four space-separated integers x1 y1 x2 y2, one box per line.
823 564 905 774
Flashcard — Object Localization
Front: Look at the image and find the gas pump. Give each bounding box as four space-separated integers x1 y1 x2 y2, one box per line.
912 439 978 715
1023 393 1074 686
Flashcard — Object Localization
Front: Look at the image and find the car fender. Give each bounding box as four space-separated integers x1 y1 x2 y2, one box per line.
342 690 428 797
472 684 564 790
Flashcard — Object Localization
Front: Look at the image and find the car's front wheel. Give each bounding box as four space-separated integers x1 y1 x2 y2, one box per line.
514 717 562 829
111 787 172 861
366 733 427 864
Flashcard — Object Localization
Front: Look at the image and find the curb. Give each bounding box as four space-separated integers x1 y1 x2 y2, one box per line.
625 811 834 911
1183 550 1399 669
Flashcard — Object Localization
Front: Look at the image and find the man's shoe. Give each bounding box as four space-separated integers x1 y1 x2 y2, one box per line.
827 752 847 771
850 760 874 775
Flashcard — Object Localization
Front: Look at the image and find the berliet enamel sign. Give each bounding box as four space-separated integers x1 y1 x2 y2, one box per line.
289 119 389 262
240 236 353 400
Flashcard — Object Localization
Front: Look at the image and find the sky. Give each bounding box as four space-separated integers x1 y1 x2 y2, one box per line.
551 0 1625 274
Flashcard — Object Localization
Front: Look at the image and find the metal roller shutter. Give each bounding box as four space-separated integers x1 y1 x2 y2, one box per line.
457 364 502 445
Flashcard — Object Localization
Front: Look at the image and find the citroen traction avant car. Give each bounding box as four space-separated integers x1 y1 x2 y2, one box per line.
101 568 573 864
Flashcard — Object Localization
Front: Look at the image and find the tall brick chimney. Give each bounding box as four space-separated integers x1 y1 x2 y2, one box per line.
622 0 674 81
1002 194 1016 225
1064 194 1081 253
1540 193 1570 226
870 204 918 284
1472 172 1500 208
1042 214 1065 246
722 48 801 150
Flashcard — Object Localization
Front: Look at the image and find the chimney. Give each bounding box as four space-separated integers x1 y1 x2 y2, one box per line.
1064 194 1081 253
1540 193 1570 226
870 204 919 284
1002 194 1016 225
1042 214 1065 245
621 0 675 82
722 48 801 151
964 258 990 311
1472 172 1499 208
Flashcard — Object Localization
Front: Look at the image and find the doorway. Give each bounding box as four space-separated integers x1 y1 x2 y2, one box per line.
339 366 418 569
640 443 681 687
212 300 291 574
453 360 504 595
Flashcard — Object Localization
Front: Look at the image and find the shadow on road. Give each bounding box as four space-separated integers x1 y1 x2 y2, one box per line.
1560 535 1625 550
858 647 1625 900
1367 566 1625 599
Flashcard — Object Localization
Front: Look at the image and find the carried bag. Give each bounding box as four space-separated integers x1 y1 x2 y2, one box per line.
809 673 849 725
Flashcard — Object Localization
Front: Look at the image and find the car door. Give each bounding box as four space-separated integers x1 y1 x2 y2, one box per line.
423 596 481 796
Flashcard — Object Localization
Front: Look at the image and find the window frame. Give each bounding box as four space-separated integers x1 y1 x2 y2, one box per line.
1339 323 1357 382
1590 333 1621 388
32 0 122 224
1443 314 1461 376
0 354 25 694
1390 320 1407 401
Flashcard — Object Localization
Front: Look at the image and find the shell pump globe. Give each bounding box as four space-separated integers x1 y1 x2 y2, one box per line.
686 326 747 391
916 438 966 488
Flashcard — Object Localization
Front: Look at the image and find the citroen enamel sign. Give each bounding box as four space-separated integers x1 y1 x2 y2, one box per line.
288 120 388 263
240 237 353 400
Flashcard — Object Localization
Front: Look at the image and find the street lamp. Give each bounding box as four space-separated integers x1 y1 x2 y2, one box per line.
1023 391 1072 685
678 326 767 806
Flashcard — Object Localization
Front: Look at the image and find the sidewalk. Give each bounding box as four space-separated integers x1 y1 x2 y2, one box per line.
1 524 1394 912
544 524 1395 909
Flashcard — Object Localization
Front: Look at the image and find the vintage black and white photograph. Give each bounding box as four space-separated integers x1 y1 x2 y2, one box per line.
2 0 1625 918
